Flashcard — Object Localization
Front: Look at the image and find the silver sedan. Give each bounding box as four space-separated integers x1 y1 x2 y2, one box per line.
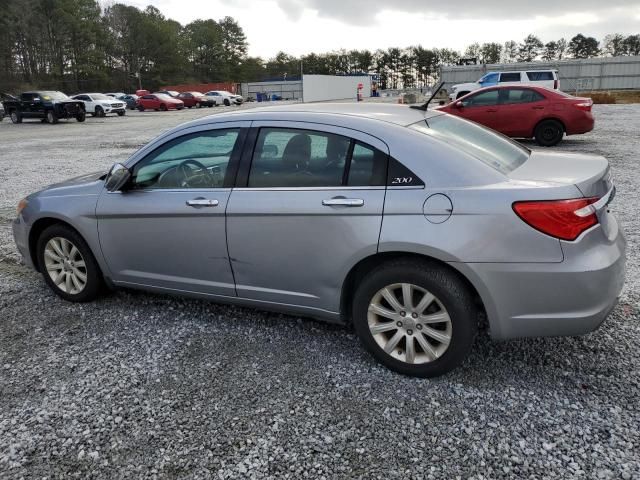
12 103 626 377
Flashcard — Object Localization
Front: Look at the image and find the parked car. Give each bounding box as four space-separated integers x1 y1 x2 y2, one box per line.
204 90 243 106
72 93 126 117
177 91 214 108
12 103 624 378
155 90 180 98
105 92 126 98
0 101 5 121
439 85 594 146
136 93 184 111
118 94 139 110
449 70 560 100
2 91 85 124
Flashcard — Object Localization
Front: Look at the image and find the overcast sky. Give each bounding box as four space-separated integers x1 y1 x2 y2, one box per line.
121 0 640 58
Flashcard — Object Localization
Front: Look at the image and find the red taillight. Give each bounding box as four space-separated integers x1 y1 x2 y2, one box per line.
513 198 599 241
574 100 593 112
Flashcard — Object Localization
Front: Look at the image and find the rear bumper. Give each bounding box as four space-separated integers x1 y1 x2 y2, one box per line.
566 112 595 135
455 225 626 340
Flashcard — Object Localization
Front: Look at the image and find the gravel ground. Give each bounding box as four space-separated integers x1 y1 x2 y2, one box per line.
0 104 639 479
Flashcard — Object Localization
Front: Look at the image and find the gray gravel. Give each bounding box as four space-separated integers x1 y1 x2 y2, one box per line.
1 104 639 479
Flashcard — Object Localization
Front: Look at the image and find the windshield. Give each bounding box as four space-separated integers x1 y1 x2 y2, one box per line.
410 114 529 174
155 94 172 100
91 94 111 100
40 91 69 100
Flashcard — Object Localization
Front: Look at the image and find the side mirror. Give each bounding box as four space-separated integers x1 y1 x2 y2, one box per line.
105 163 131 192
454 101 464 109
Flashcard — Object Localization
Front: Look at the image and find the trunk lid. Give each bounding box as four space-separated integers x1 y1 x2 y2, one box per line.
509 150 612 198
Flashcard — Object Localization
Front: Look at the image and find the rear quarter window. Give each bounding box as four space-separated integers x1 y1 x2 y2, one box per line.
526 71 554 81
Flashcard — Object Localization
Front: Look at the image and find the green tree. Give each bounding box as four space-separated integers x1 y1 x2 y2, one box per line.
568 34 600 58
480 43 502 64
622 34 640 56
603 33 626 56
502 41 518 63
517 34 543 62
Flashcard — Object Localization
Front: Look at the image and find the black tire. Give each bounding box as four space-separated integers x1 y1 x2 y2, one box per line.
195 102 201 108
351 259 477 377
177 106 183 110
160 104 167 111
117 111 125 116
207 104 212 108
36 224 103 302
76 112 86 122
95 106 105 118
10 110 22 124
138 106 145 112
534 119 564 147
223 98 230 106
456 91 470 99
46 110 58 124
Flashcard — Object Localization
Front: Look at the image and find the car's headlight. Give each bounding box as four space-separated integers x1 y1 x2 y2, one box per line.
102 102 111 107
17 198 28 215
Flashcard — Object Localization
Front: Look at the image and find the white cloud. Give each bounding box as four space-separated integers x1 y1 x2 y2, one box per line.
118 0 640 57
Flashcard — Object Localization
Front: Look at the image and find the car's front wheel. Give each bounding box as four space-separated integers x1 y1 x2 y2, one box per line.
223 98 231 106
95 106 105 118
76 112 86 122
36 224 102 302
117 111 125 116
352 260 477 377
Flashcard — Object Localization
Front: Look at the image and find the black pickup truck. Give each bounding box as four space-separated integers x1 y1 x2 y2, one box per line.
1 91 86 124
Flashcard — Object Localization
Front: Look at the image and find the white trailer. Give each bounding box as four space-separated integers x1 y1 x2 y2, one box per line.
302 75 371 103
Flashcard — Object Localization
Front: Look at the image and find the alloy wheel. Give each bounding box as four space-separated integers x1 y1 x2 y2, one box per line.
44 237 87 294
368 283 452 364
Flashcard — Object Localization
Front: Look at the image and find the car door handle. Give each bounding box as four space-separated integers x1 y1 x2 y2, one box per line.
322 198 364 207
186 198 219 207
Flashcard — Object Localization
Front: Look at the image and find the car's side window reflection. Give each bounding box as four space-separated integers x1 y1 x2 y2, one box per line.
131 129 240 189
248 128 350 188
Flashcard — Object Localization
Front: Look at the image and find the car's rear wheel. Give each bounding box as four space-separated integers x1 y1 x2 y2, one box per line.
352 260 477 377
195 102 201 108
36 224 102 302
46 110 58 124
10 110 22 123
534 119 564 146
137 105 144 112
95 106 105 118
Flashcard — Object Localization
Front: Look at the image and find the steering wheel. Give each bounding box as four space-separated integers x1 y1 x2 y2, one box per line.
177 159 213 188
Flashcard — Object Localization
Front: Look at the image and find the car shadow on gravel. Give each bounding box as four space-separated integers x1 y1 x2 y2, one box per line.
2 262 637 396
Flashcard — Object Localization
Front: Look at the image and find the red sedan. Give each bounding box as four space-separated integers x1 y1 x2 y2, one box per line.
136 93 184 112
176 91 215 108
438 85 594 146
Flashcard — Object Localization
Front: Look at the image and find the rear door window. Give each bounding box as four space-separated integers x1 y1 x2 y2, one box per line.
246 128 391 188
500 88 546 104
499 72 521 82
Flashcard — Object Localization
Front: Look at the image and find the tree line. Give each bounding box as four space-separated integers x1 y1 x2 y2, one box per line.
0 0 639 93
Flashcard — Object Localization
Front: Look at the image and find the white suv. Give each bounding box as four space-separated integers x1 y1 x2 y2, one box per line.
449 70 559 100
72 93 127 117
204 90 243 106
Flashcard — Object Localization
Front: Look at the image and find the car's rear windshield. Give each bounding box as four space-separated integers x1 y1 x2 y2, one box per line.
409 114 529 174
